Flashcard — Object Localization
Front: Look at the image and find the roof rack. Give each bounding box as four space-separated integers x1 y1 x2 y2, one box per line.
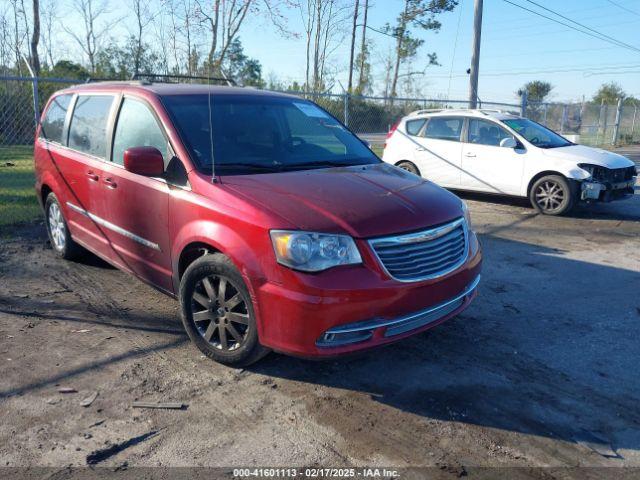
408 108 518 117
132 73 237 86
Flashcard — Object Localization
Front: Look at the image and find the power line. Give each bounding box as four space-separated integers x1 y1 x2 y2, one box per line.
446 0 464 98
425 63 640 78
501 0 640 54
604 0 640 17
522 0 640 53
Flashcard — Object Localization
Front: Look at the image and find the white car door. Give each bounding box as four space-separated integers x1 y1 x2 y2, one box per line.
411 116 464 188
460 118 526 195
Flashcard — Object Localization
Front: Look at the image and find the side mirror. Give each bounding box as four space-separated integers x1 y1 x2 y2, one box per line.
123 147 164 176
500 137 518 149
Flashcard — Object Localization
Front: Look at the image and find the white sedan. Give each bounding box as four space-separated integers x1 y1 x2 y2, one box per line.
382 109 637 215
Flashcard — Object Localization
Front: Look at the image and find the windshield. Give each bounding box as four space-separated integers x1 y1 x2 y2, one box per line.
162 94 379 175
502 118 572 149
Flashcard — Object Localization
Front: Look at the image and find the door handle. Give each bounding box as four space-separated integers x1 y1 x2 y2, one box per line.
464 152 476 157
87 171 99 182
416 147 427 151
103 177 117 189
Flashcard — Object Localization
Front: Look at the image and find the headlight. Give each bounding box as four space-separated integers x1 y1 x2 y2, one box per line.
270 230 362 272
577 163 597 179
461 201 473 230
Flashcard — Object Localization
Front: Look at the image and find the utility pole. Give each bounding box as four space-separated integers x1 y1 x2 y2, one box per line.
468 0 483 109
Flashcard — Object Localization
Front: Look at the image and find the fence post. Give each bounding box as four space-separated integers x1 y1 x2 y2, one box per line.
31 76 40 126
631 105 638 142
612 97 623 145
543 103 548 124
520 90 527 117
601 102 608 146
560 104 568 133
343 93 350 127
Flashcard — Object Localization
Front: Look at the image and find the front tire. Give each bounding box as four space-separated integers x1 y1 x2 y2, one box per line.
179 253 269 367
396 160 421 176
529 175 576 215
44 193 83 260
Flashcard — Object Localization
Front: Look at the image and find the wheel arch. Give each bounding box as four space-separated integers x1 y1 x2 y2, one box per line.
394 159 421 176
177 242 221 282
526 170 570 197
40 183 53 208
171 221 267 297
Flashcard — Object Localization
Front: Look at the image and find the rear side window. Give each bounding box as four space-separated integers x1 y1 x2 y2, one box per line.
468 119 513 146
424 117 463 141
405 119 426 136
112 98 168 166
40 94 72 144
68 95 114 159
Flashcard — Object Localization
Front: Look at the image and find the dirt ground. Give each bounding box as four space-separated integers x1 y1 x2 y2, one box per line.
1 161 639 477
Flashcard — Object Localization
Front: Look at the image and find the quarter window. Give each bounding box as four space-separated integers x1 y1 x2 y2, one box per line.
405 119 426 136
39 94 72 144
112 98 168 166
424 118 463 141
68 95 114 158
468 119 513 147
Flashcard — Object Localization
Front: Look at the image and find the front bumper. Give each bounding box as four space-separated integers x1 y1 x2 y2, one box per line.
253 232 482 358
580 177 637 202
316 274 480 347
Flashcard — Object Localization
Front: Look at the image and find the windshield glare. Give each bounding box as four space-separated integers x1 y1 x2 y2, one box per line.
163 94 379 174
502 118 572 148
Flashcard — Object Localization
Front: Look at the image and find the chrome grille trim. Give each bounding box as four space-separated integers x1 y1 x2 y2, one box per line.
369 217 468 282
316 274 481 346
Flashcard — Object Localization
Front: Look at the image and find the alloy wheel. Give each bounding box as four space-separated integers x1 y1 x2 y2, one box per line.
48 203 66 251
534 180 565 212
190 275 250 351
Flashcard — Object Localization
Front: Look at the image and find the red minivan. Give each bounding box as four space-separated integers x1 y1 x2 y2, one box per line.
34 82 482 366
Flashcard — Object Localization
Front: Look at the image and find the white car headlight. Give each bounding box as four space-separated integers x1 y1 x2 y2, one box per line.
461 201 473 230
270 230 362 272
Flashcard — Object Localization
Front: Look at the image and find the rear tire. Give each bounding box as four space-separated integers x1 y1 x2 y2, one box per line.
396 160 421 177
529 175 576 215
179 253 270 367
44 193 83 260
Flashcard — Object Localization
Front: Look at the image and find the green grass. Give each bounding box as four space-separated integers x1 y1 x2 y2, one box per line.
0 145 40 227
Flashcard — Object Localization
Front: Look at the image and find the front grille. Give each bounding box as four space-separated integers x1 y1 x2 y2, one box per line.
369 218 468 282
590 166 636 183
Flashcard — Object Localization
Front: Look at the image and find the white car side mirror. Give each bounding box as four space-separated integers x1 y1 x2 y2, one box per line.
500 137 518 149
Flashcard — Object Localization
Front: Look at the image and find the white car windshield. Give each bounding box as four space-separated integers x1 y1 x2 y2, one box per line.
502 118 572 149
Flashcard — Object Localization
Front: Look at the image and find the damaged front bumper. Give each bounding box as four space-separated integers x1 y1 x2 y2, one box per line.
580 178 636 202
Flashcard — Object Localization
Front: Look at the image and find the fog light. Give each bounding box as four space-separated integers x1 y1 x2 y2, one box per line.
316 330 373 347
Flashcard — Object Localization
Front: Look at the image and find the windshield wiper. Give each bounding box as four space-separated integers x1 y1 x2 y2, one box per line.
281 160 354 170
215 162 282 172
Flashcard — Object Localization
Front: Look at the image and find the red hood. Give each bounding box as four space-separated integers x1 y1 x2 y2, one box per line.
219 163 464 238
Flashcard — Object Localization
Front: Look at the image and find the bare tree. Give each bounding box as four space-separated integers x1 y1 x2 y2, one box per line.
40 0 57 68
8 0 24 73
0 7 12 72
30 0 40 74
130 0 156 75
387 0 457 98
346 0 359 93
356 0 369 92
297 0 348 92
298 0 316 91
63 0 118 73
194 0 292 77
195 0 253 73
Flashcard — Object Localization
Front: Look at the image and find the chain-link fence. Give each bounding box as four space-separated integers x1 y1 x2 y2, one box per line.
525 100 639 147
0 76 77 226
1 75 638 226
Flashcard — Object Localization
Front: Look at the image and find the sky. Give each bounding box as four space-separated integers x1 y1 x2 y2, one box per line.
235 0 640 103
